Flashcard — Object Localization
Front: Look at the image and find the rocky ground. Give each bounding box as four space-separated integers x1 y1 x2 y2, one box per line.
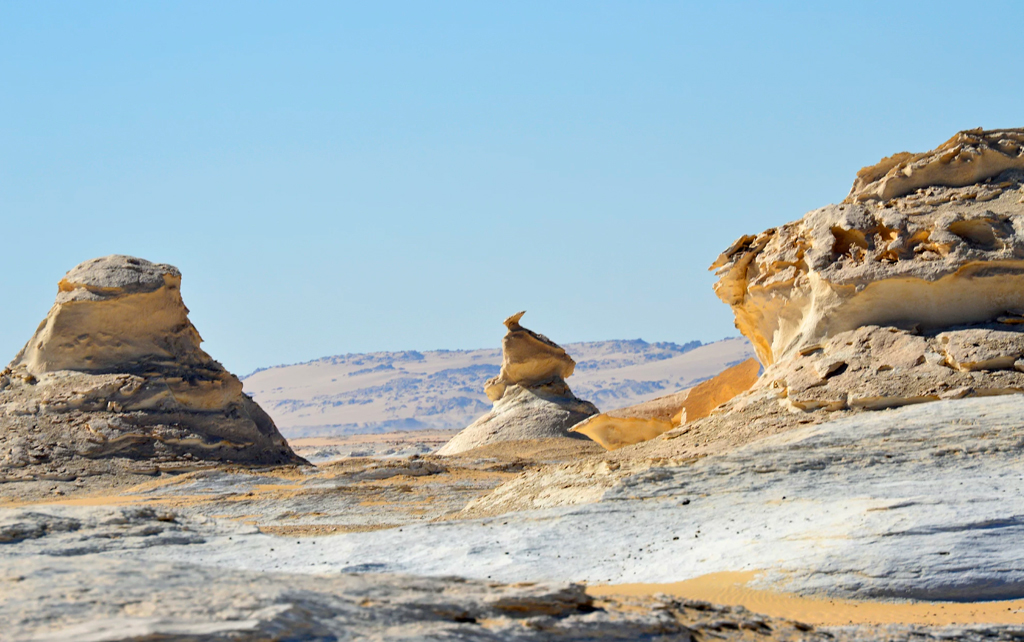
5 395 1024 639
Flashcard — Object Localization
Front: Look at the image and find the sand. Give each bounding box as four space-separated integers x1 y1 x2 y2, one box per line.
589 571 1024 627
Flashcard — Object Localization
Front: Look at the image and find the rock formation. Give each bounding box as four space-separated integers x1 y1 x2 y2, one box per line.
461 132 1024 524
845 127 1024 204
714 128 1024 367
482 311 577 401
436 312 597 455
696 127 1024 429
0 255 303 481
570 358 760 450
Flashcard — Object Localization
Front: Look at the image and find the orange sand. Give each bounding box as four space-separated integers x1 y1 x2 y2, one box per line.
588 572 1024 626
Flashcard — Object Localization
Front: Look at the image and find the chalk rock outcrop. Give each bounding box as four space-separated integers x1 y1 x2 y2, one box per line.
0 256 303 480
714 128 1024 366
482 311 577 401
697 128 1024 428
437 312 597 456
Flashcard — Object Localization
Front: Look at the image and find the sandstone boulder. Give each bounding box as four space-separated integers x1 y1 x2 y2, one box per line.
437 313 596 456
0 256 304 481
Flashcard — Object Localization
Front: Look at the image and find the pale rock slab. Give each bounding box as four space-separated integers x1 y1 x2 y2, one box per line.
68 395 1024 607
0 550 840 641
437 383 598 456
3 402 1022 640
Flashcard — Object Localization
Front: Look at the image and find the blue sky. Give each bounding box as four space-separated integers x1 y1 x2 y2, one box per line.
2 2 1023 375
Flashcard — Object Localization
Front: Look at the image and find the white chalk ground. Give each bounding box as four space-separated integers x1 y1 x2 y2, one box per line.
23 394 1015 602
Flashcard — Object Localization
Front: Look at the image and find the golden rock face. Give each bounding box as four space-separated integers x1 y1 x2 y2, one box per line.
571 358 761 450
11 255 240 413
20 272 200 374
711 129 1024 366
483 311 577 402
692 129 1024 435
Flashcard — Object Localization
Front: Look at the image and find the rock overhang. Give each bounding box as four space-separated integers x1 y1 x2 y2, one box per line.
713 133 1024 366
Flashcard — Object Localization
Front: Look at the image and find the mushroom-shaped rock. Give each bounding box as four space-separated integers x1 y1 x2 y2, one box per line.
437 312 597 456
0 255 304 479
483 311 577 402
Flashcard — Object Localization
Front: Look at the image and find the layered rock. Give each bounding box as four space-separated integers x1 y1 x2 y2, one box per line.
436 312 597 456
714 128 1024 367
0 255 303 480
482 311 577 401
704 127 1024 422
846 127 1024 204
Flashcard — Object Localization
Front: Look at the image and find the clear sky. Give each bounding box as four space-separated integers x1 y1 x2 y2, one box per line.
3 2 1023 375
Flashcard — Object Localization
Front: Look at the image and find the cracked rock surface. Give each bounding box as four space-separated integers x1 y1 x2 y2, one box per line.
713 129 1024 366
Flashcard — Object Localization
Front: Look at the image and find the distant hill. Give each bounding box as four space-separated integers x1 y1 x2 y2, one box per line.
242 337 755 438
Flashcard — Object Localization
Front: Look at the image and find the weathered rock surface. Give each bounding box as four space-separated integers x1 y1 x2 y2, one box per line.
4 500 1005 641
8 395 1018 641
847 128 1024 203
3 397 1023 640
713 129 1024 366
467 128 1024 518
483 311 578 401
754 323 1024 413
161 396 1024 602
1 556 835 641
437 313 597 456
437 383 598 456
666 128 1024 456
0 255 303 482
